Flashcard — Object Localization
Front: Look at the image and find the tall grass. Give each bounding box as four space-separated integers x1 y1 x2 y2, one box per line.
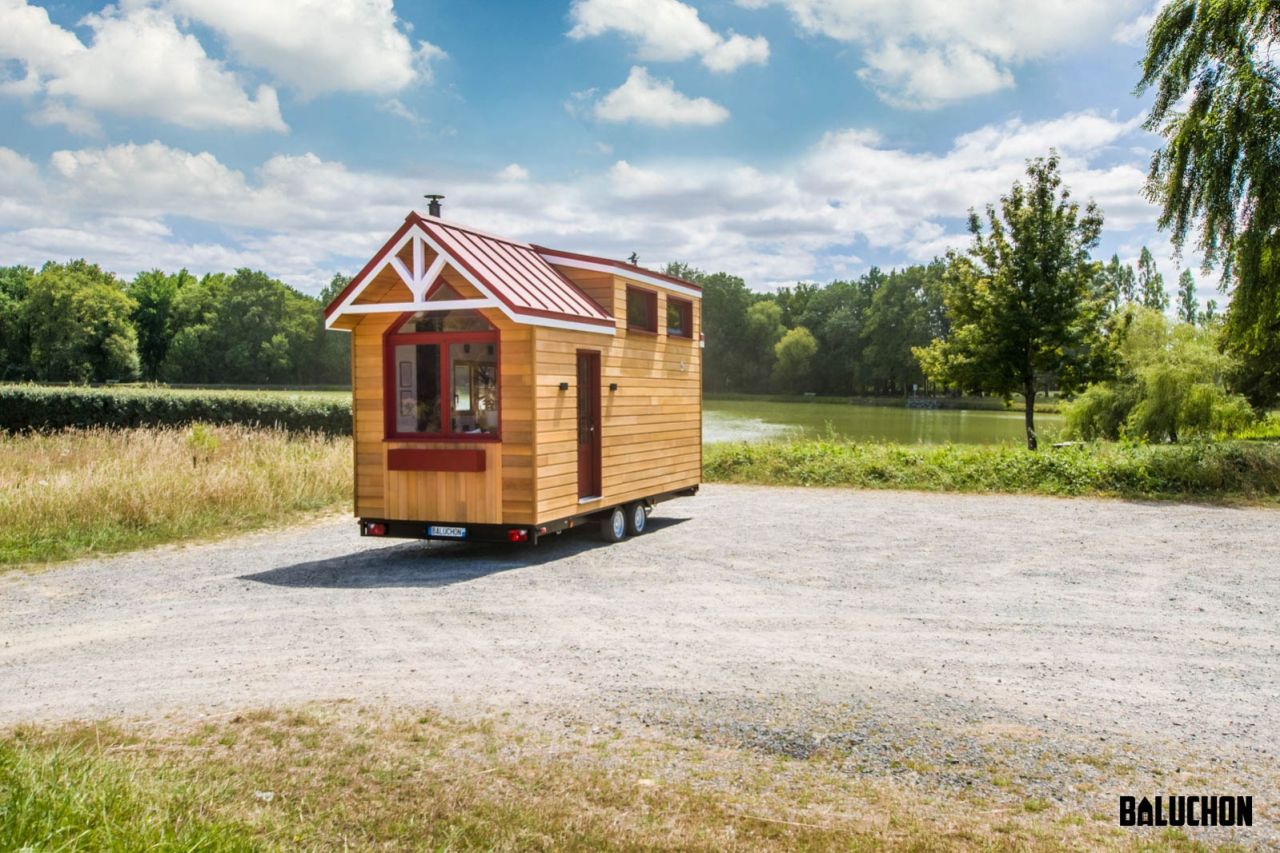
704 438 1280 501
0 726 255 851
0 425 352 566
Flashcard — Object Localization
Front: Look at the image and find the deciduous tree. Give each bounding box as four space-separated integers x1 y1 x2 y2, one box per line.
914 154 1109 449
25 260 139 383
1176 269 1199 325
127 268 193 380
0 265 34 380
772 326 817 391
1137 247 1169 310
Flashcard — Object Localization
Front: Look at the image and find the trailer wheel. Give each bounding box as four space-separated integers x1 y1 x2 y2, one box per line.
599 506 626 542
625 501 647 536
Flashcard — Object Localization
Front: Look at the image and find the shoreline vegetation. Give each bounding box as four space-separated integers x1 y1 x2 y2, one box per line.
703 438 1280 503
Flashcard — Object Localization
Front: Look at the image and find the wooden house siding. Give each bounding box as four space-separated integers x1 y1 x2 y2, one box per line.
351 273 538 525
531 274 701 523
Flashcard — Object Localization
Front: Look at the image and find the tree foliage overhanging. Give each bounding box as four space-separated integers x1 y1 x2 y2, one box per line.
1139 0 1280 405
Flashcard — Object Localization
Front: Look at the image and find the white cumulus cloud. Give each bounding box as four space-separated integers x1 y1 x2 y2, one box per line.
569 0 768 72
0 0 286 131
740 0 1143 108
593 66 729 126
165 0 446 98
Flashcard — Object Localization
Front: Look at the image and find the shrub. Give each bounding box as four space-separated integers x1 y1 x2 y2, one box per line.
1063 309 1258 442
0 384 352 435
1063 383 1131 440
703 438 1280 501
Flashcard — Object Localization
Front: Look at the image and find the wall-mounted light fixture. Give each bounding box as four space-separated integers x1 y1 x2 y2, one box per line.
559 382 570 391
609 383 618 392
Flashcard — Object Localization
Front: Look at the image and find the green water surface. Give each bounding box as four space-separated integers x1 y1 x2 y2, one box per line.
704 398 1064 445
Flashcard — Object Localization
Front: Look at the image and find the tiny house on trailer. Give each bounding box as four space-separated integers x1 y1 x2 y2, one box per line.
324 204 701 544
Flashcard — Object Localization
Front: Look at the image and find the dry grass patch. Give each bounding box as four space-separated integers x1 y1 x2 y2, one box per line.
0 703 1223 851
0 425 352 567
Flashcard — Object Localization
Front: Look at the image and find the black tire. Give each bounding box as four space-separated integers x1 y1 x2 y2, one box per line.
625 501 648 536
599 506 626 542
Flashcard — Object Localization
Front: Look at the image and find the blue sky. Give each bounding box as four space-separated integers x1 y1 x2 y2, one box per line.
0 0 1213 304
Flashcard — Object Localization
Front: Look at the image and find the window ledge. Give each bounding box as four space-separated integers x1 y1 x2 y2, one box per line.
384 435 502 444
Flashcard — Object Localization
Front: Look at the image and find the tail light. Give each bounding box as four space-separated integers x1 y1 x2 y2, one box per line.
506 529 529 543
366 522 387 536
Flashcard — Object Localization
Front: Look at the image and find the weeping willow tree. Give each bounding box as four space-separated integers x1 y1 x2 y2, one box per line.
1138 0 1280 406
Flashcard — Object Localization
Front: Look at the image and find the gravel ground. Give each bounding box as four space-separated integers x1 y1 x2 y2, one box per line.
1 484 1277 843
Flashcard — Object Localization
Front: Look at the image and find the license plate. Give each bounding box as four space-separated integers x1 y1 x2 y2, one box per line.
428 525 466 539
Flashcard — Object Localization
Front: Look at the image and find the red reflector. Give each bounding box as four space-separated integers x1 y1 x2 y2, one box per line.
506 529 528 542
367 522 387 536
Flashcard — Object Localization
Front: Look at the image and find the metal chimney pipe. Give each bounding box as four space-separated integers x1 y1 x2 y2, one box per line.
424 194 444 217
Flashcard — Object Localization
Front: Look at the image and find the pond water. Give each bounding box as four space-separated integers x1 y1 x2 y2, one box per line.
704 398 1064 445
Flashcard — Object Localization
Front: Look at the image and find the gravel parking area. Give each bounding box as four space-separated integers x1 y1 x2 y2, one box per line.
1 484 1277 840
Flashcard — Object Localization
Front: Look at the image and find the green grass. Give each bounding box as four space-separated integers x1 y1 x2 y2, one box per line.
0 724 256 851
0 705 1177 851
0 425 352 567
704 437 1280 502
1235 411 1280 441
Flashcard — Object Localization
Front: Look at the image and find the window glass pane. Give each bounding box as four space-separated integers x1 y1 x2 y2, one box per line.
396 310 494 334
448 341 499 436
668 299 689 336
627 288 655 331
393 343 441 434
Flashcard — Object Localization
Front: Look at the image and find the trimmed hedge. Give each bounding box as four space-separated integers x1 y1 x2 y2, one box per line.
0 384 352 435
704 438 1280 501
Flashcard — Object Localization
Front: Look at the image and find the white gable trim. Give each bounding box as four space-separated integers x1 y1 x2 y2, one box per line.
537 252 702 299
336 299 497 317
326 223 615 335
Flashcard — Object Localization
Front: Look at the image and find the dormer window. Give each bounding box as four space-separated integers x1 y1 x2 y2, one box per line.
626 286 658 333
667 297 692 337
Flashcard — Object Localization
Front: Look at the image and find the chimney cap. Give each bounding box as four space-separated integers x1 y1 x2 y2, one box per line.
424 193 444 217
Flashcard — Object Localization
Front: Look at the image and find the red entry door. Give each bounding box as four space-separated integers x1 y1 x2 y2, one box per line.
576 351 601 499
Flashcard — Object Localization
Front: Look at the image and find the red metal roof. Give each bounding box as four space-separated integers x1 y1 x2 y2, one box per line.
532 245 702 291
324 212 615 328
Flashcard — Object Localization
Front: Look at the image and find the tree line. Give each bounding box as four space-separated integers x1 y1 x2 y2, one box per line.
668 240 1211 405
0 261 351 385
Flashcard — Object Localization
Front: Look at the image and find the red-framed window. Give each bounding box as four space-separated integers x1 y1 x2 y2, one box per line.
667 296 693 338
626 286 658 333
383 310 501 441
